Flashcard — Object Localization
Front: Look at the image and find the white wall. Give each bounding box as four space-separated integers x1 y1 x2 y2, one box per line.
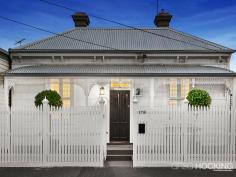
0 78 5 108
6 76 231 143
74 84 86 107
0 56 9 108
10 78 46 108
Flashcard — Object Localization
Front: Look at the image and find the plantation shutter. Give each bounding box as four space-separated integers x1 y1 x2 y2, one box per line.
181 79 190 98
169 79 190 105
169 79 178 106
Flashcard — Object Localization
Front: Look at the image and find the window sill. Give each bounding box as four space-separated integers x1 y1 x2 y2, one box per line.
169 98 185 100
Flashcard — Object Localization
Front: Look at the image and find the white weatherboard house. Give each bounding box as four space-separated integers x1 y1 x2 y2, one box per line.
1 11 236 167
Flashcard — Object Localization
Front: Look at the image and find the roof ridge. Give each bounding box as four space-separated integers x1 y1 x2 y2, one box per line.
168 28 233 51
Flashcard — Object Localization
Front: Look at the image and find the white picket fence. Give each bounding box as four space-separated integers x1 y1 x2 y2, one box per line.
133 106 236 169
0 103 106 167
2 102 236 169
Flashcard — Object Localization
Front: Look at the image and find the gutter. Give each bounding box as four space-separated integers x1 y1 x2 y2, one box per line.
9 49 235 55
3 72 236 77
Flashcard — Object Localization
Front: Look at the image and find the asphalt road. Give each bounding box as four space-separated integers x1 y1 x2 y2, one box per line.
0 167 235 177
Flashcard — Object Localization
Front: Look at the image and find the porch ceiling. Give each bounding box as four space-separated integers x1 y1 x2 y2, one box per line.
3 64 236 77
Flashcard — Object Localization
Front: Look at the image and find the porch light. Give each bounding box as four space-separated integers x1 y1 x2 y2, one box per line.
100 86 105 96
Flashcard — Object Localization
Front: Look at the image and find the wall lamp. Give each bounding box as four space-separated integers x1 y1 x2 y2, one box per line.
100 86 105 96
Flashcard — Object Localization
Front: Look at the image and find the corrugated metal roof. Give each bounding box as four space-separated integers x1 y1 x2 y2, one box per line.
12 28 233 52
4 64 236 77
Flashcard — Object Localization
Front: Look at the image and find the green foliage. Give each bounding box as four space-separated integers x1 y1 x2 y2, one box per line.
186 89 211 107
34 90 63 107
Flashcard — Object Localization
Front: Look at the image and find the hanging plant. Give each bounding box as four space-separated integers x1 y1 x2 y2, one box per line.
34 90 63 107
186 89 211 107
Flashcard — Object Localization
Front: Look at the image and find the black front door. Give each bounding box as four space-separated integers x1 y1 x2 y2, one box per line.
110 90 130 141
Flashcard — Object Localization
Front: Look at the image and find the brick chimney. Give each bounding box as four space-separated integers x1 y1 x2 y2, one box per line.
154 9 172 27
72 12 90 27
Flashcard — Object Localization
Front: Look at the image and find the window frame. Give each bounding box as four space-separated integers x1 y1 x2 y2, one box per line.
49 78 73 108
169 78 191 101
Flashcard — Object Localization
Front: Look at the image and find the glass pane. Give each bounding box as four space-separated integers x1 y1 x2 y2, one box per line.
63 99 70 108
50 79 60 93
111 81 130 88
181 79 190 98
170 79 177 98
63 80 70 98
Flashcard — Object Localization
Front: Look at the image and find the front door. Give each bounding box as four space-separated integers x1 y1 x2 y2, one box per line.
110 90 130 141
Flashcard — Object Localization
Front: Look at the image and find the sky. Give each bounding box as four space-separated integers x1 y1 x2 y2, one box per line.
0 0 235 70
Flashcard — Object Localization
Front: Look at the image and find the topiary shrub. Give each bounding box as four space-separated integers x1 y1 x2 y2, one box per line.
34 90 63 107
186 89 211 107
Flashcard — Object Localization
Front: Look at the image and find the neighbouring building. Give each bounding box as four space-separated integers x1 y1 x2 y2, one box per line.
0 48 9 108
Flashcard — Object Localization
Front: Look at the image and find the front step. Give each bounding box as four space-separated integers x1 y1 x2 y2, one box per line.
107 150 133 155
107 141 132 145
107 155 132 161
106 143 133 162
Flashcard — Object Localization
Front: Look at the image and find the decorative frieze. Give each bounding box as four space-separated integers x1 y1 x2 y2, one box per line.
10 53 231 68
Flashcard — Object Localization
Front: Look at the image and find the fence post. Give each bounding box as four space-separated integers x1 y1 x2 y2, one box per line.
231 78 236 167
8 106 11 164
99 97 106 167
42 97 49 166
183 104 188 166
133 106 137 167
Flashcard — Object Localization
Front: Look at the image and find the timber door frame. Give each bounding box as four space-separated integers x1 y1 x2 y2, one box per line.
109 90 130 142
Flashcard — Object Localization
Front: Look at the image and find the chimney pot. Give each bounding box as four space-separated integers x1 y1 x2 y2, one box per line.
72 12 90 27
154 9 172 27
